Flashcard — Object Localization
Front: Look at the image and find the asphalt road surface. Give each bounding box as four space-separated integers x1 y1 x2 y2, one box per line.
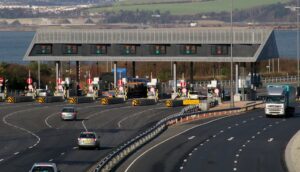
124 106 300 172
0 101 182 172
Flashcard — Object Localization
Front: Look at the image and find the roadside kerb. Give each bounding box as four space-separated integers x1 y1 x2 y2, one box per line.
92 102 264 172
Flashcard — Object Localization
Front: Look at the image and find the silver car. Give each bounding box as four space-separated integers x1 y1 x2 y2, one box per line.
29 162 60 172
77 131 100 149
61 107 77 121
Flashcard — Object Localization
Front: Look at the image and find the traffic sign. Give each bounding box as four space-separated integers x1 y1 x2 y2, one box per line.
118 79 123 86
180 81 186 87
27 78 32 84
0 77 3 83
57 78 62 84
87 78 92 84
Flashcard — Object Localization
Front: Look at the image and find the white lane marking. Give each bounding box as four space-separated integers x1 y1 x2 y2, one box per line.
188 136 196 140
73 147 78 150
61 152 65 155
206 139 210 142
82 106 131 131
227 137 234 141
243 120 247 123
257 132 260 135
124 116 231 172
45 112 60 128
49 159 53 162
239 149 243 152
14 152 19 155
189 153 192 156
220 130 224 133
228 126 232 129
2 107 43 152
233 167 237 171
242 144 246 147
235 124 239 126
180 166 184 170
236 154 239 157
234 160 238 164
0 159 4 162
213 135 217 138
252 136 256 139
268 138 274 142
269 124 273 127
118 107 167 128
29 146 33 149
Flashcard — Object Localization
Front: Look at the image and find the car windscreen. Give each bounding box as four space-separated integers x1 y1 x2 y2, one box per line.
32 166 54 172
79 133 96 138
266 96 285 103
62 108 75 112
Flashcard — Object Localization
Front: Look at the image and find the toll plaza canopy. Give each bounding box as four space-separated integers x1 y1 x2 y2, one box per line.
23 27 278 62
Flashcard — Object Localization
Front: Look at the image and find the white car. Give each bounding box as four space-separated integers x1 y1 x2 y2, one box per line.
78 131 100 149
29 162 60 172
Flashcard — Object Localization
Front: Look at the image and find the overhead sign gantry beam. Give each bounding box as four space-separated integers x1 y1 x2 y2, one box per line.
23 28 276 62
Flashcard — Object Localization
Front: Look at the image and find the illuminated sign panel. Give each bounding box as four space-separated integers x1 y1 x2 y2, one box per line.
211 45 229 55
91 45 107 55
151 45 166 55
34 44 52 54
63 44 79 54
122 45 136 55
181 45 197 55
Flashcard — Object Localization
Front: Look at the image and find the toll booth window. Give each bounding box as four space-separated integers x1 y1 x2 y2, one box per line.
151 45 166 55
122 45 136 55
91 45 107 55
33 44 52 55
63 44 79 54
181 45 197 55
211 45 229 55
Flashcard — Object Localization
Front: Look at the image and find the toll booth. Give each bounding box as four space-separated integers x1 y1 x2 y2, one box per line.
115 78 128 100
147 78 159 101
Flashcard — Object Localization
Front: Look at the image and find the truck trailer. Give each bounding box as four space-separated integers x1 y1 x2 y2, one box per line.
265 84 296 117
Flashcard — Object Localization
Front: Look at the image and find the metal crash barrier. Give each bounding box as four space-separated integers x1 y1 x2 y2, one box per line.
6 96 34 103
165 99 184 107
67 97 94 104
101 97 125 105
36 96 64 103
132 98 157 106
92 102 264 172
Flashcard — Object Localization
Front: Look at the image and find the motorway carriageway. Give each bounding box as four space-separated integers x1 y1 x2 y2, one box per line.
120 105 300 172
0 101 182 172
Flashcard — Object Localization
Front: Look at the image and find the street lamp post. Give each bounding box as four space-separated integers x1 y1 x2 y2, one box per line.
285 3 300 87
230 0 235 107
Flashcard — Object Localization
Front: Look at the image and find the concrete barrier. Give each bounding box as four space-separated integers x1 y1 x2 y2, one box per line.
7 96 34 103
101 97 125 105
165 99 183 107
183 99 200 105
132 98 157 106
68 97 94 104
36 96 64 103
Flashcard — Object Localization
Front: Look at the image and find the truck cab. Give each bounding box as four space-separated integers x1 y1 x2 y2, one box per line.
265 85 295 117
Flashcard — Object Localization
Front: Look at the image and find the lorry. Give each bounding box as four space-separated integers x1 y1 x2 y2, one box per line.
265 84 296 117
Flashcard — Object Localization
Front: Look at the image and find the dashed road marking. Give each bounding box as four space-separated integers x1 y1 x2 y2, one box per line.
268 138 274 142
236 154 239 157
0 159 4 162
60 152 65 155
227 137 234 141
188 136 196 140
233 167 237 171
14 152 19 155
49 159 53 162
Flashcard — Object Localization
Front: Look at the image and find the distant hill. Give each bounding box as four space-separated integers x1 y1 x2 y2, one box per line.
90 0 291 15
0 0 111 5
